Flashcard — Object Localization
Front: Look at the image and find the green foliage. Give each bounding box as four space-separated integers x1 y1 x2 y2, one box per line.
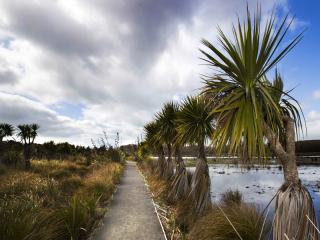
0 160 123 240
54 197 89 240
144 121 162 151
0 196 39 240
59 176 84 194
176 95 213 145
0 164 6 175
1 150 23 166
136 142 151 162
17 124 39 144
155 101 180 144
0 123 14 142
201 7 303 158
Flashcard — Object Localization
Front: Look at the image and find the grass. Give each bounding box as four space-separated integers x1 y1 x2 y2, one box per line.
188 203 271 240
139 159 271 240
0 159 124 240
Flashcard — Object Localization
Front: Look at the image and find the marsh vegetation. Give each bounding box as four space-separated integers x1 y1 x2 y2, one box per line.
139 6 320 240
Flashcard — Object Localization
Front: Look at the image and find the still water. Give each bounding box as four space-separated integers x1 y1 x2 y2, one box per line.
189 164 320 218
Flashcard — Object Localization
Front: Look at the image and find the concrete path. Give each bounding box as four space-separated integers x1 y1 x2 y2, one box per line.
95 161 165 240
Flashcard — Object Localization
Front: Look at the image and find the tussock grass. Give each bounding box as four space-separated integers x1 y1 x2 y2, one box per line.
188 203 271 240
0 159 124 240
140 160 272 240
221 189 243 205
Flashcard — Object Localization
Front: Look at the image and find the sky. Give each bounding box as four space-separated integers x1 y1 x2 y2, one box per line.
0 0 319 146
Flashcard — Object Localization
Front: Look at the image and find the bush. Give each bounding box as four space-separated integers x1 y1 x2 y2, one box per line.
188 203 271 240
0 164 6 175
49 168 72 179
54 197 89 240
0 196 39 240
1 150 23 167
59 176 84 193
221 189 243 205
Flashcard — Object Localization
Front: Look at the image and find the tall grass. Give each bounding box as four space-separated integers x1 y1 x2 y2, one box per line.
0 159 123 240
188 203 271 240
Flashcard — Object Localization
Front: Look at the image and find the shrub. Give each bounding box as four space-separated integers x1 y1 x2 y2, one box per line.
79 163 123 201
59 176 84 194
1 150 23 167
0 196 39 240
188 203 271 240
49 168 72 179
0 164 6 175
221 189 243 205
54 197 89 240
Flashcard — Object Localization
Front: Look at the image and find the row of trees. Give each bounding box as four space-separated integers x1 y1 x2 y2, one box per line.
143 8 318 240
0 125 125 168
0 123 39 169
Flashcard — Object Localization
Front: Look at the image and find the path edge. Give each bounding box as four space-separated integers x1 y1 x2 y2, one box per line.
138 166 168 240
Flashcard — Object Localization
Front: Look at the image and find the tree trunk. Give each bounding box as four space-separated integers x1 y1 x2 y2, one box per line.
190 139 211 215
164 143 174 180
24 144 31 170
264 118 318 240
263 118 299 186
157 145 166 177
169 145 189 201
175 145 183 169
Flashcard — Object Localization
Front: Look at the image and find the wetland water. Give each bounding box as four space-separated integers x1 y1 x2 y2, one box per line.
189 164 320 219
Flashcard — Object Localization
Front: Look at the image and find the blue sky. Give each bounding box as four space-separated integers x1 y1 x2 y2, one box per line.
281 0 320 113
0 0 319 145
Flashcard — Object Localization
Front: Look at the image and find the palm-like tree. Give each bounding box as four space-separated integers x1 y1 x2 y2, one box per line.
144 120 166 177
176 95 214 215
0 123 14 142
201 8 317 239
17 124 40 169
155 102 179 180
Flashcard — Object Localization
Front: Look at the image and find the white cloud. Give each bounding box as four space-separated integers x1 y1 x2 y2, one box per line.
313 90 320 99
0 0 309 146
305 110 320 140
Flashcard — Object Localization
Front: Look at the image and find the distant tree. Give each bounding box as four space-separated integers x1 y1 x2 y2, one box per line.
155 102 180 180
0 123 14 142
144 120 166 176
17 124 39 169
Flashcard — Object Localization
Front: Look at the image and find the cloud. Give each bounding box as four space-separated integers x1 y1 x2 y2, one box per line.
0 0 307 145
305 110 320 140
314 90 320 99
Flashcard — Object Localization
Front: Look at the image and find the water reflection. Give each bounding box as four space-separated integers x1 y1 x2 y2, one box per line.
188 164 320 218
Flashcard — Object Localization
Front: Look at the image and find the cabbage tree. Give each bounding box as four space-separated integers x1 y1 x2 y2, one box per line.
201 8 317 239
176 96 214 214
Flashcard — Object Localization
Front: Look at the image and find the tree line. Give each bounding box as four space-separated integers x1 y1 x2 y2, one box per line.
0 123 123 169
141 7 318 240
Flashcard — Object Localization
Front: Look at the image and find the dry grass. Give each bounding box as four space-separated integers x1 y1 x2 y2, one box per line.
0 159 124 240
188 203 271 240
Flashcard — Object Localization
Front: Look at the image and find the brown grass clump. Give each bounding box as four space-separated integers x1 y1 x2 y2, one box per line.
188 203 271 240
147 173 170 201
221 189 243 206
0 159 124 240
78 162 123 202
173 198 198 233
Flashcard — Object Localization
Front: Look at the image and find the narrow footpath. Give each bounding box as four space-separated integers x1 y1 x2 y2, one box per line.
95 161 165 240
